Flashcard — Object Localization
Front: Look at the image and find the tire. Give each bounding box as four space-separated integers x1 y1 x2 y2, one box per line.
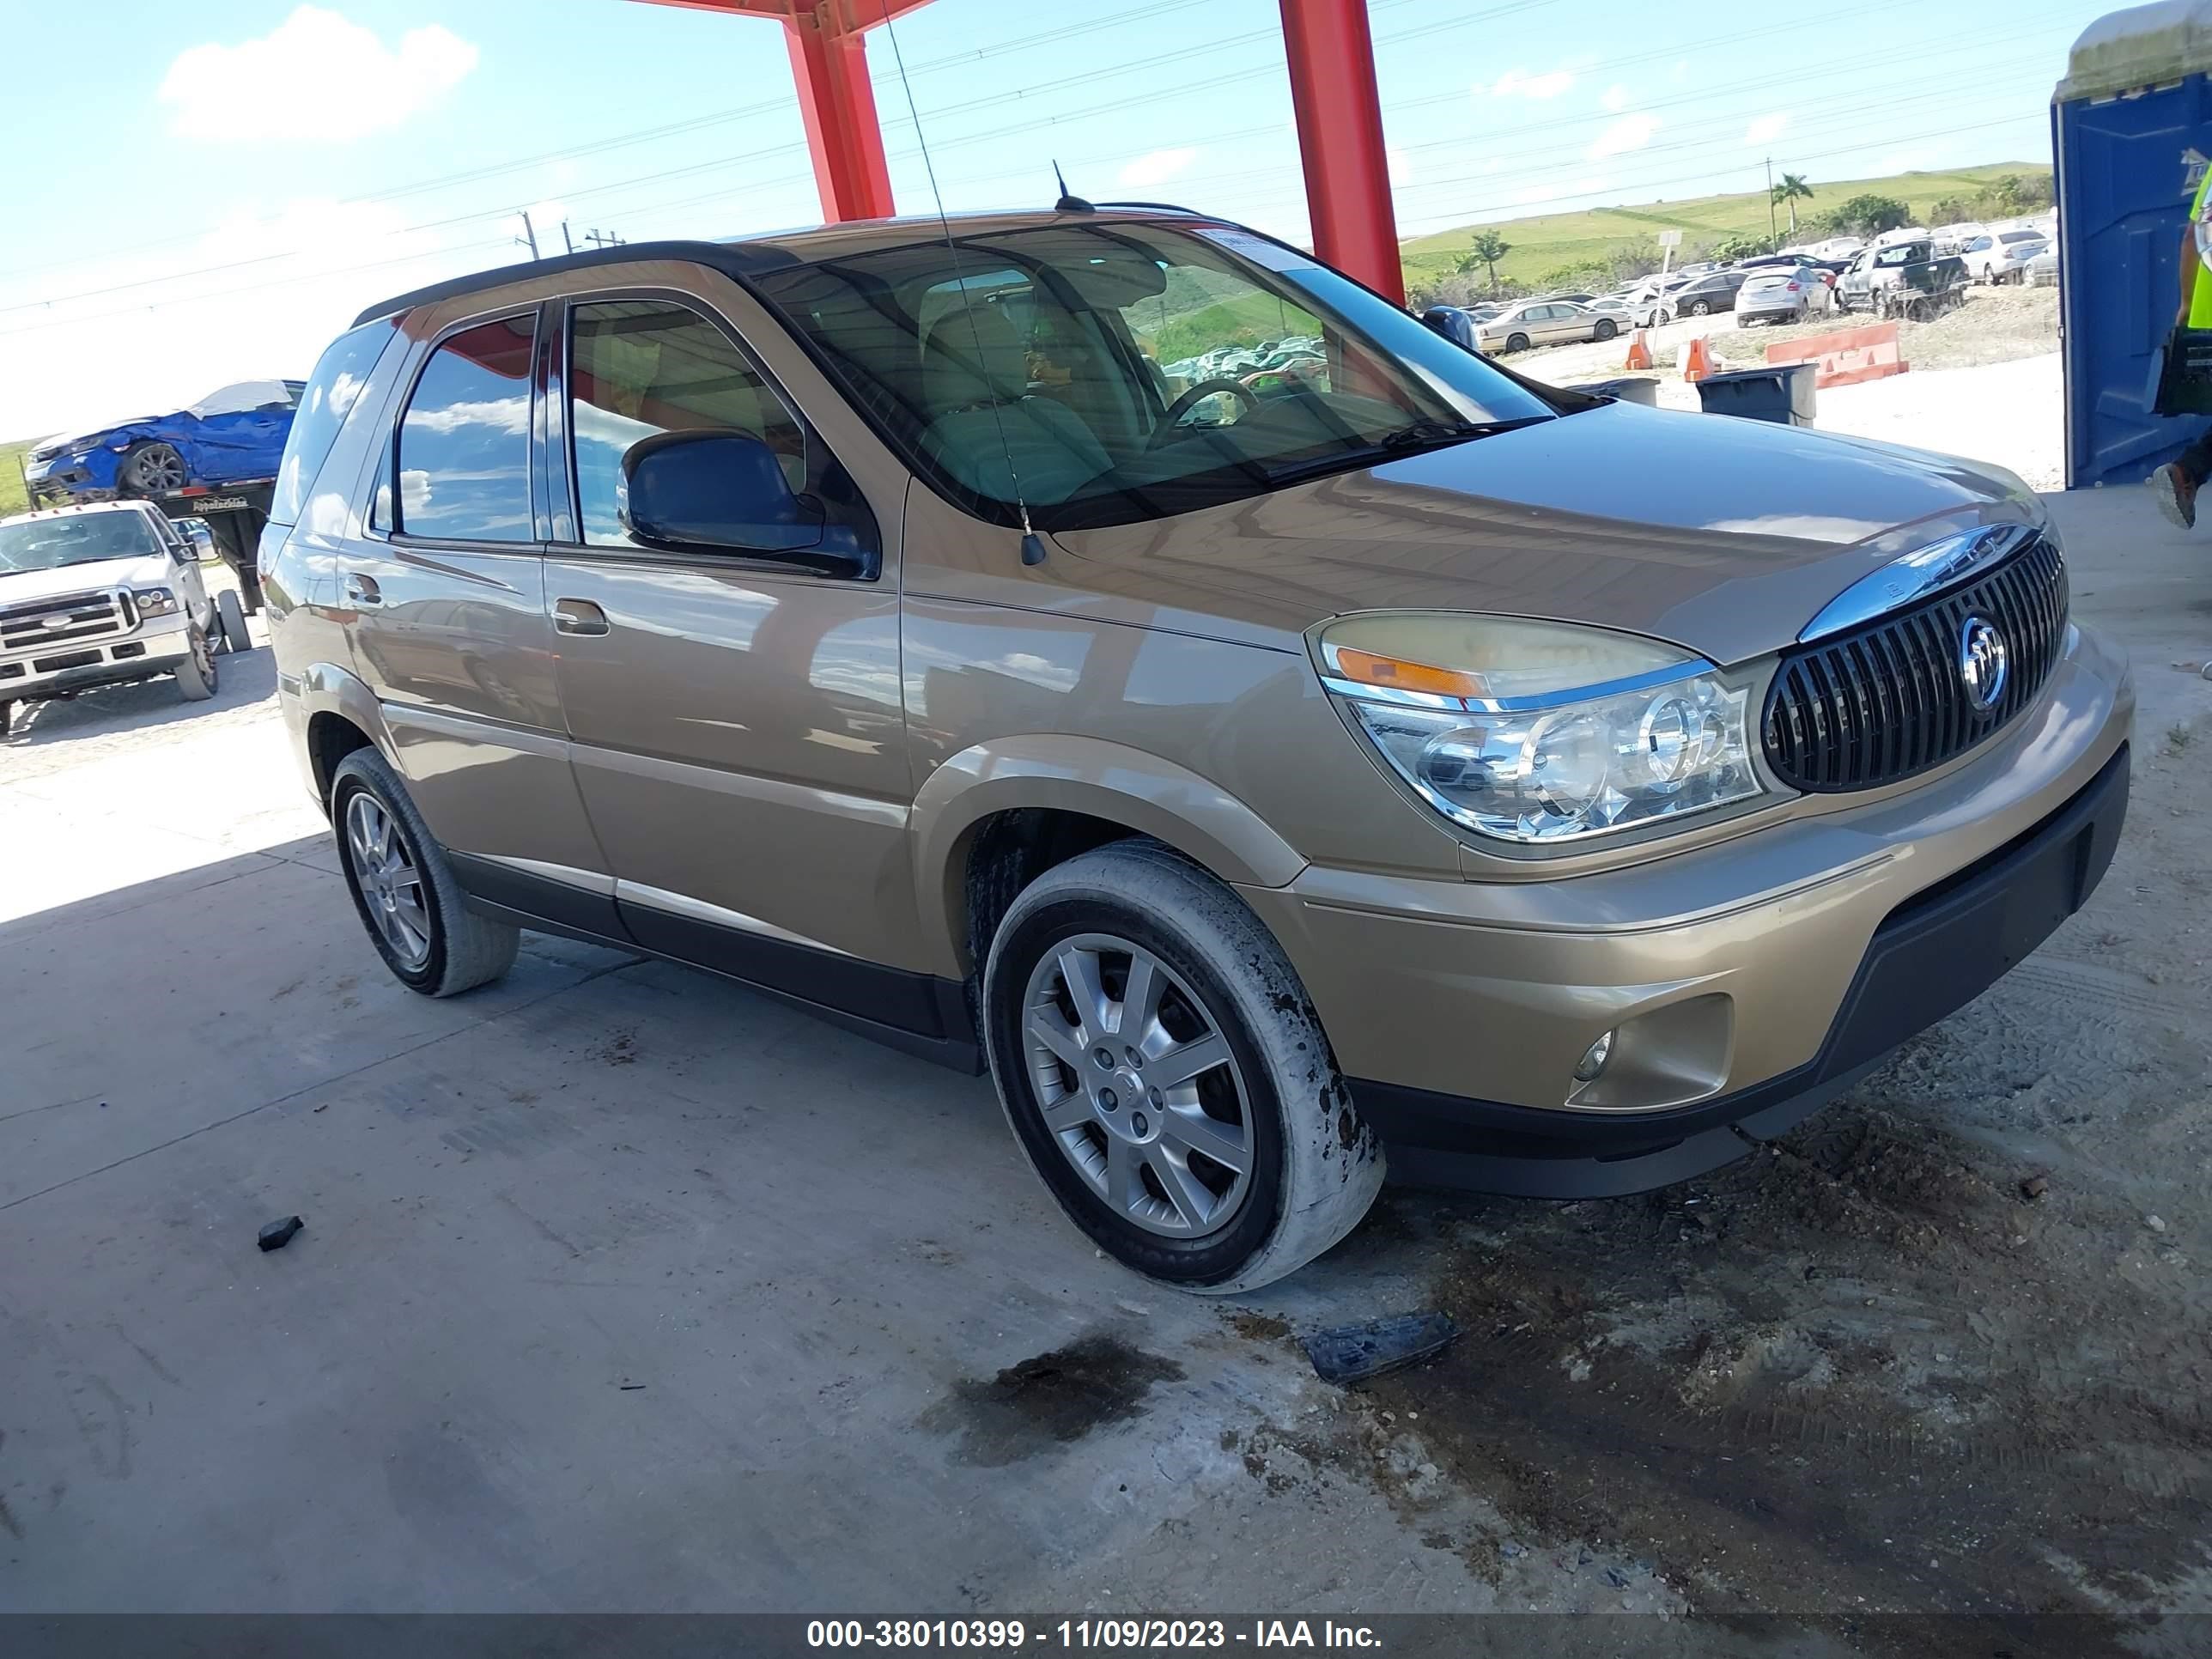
216 589 252 653
173 625 217 701
1687 300 1711 317
981 840 1384 1294
1593 318 1618 341
329 748 520 997
1504 331 1530 353
0 702 11 738
118 440 187 497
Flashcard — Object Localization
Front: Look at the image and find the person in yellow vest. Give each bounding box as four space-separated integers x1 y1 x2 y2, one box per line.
2148 166 2212 528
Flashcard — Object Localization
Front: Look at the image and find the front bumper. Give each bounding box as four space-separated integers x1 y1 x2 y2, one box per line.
0 614 191 702
1241 623 2133 1196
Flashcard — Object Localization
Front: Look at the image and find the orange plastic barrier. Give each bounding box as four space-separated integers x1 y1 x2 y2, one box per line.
1623 328 1653 371
1681 335 1717 382
1765 320 1909 388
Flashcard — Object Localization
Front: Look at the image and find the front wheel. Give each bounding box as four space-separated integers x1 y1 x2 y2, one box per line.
173 625 217 701
330 748 519 997
1687 300 1711 316
1504 331 1530 353
982 841 1384 1293
0 702 11 738
118 440 187 497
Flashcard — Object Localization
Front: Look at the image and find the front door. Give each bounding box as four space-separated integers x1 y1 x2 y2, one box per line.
343 309 611 920
540 291 932 1034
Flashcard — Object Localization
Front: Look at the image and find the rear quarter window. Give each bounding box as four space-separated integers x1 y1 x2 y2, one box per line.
270 319 400 526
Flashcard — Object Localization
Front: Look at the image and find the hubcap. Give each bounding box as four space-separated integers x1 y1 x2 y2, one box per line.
344 792 432 970
1021 933 1255 1240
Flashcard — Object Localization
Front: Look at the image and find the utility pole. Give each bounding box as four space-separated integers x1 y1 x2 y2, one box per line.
515 209 540 261
560 220 575 256
1765 156 1778 248
582 228 626 250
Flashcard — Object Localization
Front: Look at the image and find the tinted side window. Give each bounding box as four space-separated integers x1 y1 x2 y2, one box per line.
271 319 398 526
396 315 535 543
568 299 805 548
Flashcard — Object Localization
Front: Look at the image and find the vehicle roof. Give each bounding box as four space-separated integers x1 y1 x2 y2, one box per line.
351 206 1218 326
0 499 163 528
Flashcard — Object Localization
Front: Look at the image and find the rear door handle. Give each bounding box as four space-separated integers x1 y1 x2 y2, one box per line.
553 599 610 636
344 574 381 606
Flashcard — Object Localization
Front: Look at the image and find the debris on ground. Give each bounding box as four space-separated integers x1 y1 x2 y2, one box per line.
257 1215 304 1252
1304 1310 1461 1384
2021 1175 2050 1200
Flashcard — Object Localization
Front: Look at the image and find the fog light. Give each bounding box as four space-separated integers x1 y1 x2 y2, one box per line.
1573 1030 1616 1083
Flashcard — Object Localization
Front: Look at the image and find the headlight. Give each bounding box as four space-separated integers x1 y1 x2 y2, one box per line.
1315 614 1767 846
134 587 179 616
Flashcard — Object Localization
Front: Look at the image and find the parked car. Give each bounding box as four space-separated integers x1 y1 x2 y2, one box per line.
0 501 252 734
1474 298 1621 351
1664 269 1750 318
2027 245 2060 288
1540 291 1600 306
1584 297 1638 330
265 207 2130 1291
1735 265 1834 326
1838 239 1968 314
1961 230 2050 284
24 380 303 506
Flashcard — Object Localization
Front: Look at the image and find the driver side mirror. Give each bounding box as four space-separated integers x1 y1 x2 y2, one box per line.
621 430 868 577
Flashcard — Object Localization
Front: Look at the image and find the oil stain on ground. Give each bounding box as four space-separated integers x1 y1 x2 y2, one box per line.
921 1333 1184 1467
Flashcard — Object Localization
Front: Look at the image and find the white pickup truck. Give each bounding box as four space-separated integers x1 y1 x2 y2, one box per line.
0 500 252 736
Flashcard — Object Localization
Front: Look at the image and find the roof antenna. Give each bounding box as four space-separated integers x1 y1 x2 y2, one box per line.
880 3 1048 568
1053 161 1094 215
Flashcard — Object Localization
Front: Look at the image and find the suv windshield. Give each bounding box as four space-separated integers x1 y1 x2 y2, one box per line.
750 221 1559 531
0 511 164 573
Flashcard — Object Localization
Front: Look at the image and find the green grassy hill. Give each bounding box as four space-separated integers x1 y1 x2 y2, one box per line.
1 439 36 517
1402 162 2052 292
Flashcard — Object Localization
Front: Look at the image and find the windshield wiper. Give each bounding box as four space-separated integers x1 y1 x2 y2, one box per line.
1376 415 1555 451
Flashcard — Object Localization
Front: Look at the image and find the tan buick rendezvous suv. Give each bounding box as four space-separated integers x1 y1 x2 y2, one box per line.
264 208 2130 1291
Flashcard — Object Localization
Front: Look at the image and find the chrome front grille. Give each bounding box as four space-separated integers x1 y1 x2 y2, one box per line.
0 589 133 653
1763 534 2069 793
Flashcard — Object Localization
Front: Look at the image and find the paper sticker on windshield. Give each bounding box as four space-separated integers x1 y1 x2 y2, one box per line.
1198 228 1322 273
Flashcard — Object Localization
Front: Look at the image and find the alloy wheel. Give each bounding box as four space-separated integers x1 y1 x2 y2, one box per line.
129 444 186 493
345 791 433 970
1020 933 1255 1241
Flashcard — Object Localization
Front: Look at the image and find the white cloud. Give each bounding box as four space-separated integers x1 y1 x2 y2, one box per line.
1601 84 1631 112
1589 114 1662 160
1476 64 1577 100
160 6 478 142
1116 147 1198 188
1744 113 1790 148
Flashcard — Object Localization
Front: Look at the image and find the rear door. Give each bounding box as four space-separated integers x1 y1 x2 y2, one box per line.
539 285 924 1018
343 307 614 925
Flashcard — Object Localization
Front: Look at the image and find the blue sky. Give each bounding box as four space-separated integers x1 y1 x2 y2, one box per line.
1 0 2096 438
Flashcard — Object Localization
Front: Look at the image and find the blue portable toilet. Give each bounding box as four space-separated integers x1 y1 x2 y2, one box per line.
2055 3 2212 487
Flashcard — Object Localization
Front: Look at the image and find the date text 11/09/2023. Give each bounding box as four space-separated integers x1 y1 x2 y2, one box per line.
806 1620 1384 1650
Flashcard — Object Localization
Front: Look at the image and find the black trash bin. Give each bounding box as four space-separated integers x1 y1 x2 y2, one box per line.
1694 362 1819 426
1566 376 1660 406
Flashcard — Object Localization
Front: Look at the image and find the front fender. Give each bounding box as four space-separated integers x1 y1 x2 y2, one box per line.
908 733 1307 977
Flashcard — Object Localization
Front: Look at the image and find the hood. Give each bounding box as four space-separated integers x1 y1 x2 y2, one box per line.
0 556 170 607
1049 401 2039 666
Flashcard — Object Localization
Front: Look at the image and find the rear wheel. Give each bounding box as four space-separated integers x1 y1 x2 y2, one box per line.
330 748 519 997
982 840 1383 1293
173 625 217 701
1593 318 1618 341
216 589 252 653
0 702 11 738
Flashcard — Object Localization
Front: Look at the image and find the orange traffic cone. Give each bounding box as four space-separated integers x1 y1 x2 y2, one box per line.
1623 329 1653 371
1681 334 1717 382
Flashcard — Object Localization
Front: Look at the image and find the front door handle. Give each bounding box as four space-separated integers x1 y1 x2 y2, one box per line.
344 574 381 606
553 599 610 636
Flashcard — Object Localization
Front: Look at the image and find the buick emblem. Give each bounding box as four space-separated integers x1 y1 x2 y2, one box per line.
1958 615 2008 714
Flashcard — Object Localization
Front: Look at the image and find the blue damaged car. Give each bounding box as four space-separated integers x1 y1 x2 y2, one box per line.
23 380 304 507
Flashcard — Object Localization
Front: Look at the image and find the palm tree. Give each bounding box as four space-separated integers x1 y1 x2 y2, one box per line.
1771 173 1814 235
1455 229 1512 294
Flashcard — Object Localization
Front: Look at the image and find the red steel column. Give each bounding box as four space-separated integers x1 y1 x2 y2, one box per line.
785 11 896 223
1277 0 1403 302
